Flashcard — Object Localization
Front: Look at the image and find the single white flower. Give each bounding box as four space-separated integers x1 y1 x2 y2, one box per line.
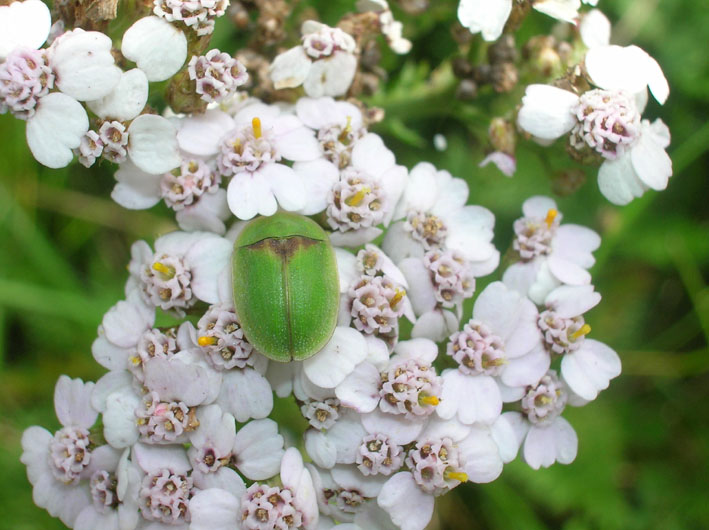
0 0 51 60
121 16 187 82
270 21 357 98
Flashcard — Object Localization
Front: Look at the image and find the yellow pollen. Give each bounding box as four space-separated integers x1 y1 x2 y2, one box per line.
252 117 262 139
198 336 218 346
130 356 141 366
420 395 440 407
545 208 558 227
537 395 552 405
445 471 468 483
152 262 175 279
571 324 591 340
389 289 405 308
344 187 371 207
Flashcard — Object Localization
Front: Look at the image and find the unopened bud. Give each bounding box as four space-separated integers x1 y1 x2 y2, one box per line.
489 117 516 155
490 62 518 93
551 169 587 197
456 79 478 100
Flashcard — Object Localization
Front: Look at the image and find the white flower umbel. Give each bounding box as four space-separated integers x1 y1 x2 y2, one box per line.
20 376 98 527
503 196 601 304
128 231 232 313
217 103 322 219
0 0 51 60
326 133 408 247
270 20 357 98
457 0 581 42
153 0 228 36
517 84 672 205
382 162 499 274
504 370 579 469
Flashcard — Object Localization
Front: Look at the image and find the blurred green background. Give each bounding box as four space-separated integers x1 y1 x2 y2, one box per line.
1 0 707 528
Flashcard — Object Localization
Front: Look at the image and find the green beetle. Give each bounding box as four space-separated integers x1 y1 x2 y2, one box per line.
232 212 340 362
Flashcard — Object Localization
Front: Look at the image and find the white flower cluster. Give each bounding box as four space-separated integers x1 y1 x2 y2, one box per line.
5 2 665 529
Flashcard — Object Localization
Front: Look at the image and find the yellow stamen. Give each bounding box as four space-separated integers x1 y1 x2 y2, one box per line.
198 336 218 346
445 471 468 483
571 323 591 340
152 262 175 279
545 208 558 227
389 288 406 309
537 395 552 405
129 355 141 366
344 186 371 207
252 117 262 139
419 395 440 407
338 116 353 143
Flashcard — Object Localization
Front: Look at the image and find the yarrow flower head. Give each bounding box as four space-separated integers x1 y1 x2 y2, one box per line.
188 49 248 104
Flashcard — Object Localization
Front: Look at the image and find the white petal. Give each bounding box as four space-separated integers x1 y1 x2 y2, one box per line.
51 31 121 101
352 133 395 178
630 124 672 190
0 0 51 59
331 464 388 497
437 371 501 425
143 356 220 406
598 154 647 205
218 369 274 422
132 442 191 474
378 472 434 530
234 419 285 480
361 409 424 445
227 171 277 220
91 370 133 413
121 16 187 82
87 68 148 121
21 426 52 485
176 189 230 234
128 114 181 174
545 284 600 317
580 9 610 49
262 162 307 212
303 51 357 97
26 93 88 168
186 235 232 304
473 281 533 341
457 0 512 42
273 116 323 161
295 159 339 215
532 0 580 23
54 376 97 429
335 361 381 413
103 390 141 448
270 46 311 89
176 109 235 157
501 344 550 388
90 335 130 378
523 418 578 469
112 160 163 209
189 489 240 530
458 425 504 483
411 310 458 343
517 85 578 140
329 227 383 247
522 195 558 219
304 429 337 469
303 327 368 388
561 339 621 400
490 414 521 463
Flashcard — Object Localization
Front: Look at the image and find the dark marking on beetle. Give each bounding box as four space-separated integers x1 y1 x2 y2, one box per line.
246 235 320 260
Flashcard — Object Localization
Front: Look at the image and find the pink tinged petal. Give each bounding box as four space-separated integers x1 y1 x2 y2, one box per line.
91 337 129 371
379 165 409 226
553 224 601 268
133 442 191 474
329 227 383 247
502 261 540 298
433 169 470 214
281 448 319 527
102 296 154 348
227 171 277 220
362 409 424 445
502 297 541 359
490 414 521 463
561 339 621 400
26 93 88 168
51 31 121 101
55 375 98 429
335 361 381 413
479 151 516 177
352 133 395 177
295 159 339 215
393 337 438 364
473 281 531 341
335 248 359 293
438 371 502 425
0 0 51 59
545 284 601 318
103 390 140 448
458 425 504 483
532 0 580 23
262 162 307 212
331 465 388 497
177 188 230 234
580 9 610 49
74 507 118 530
457 0 512 42
547 255 592 285
365 335 391 369
411 309 459 343
34 475 91 527
501 411 529 447
266 361 295 398
326 411 367 465
501 343 550 387
121 16 187 82
192 467 246 498
303 327 368 388
20 426 52 485
87 68 149 122
112 160 162 209
598 153 647 205
127 114 180 174
176 109 235 157
218 369 274 422
91 371 133 413
86 444 122 477
143 356 220 406
295 96 338 129
497 379 526 403
381 221 424 263
522 195 558 219
378 472 434 530
419 416 472 443
523 418 578 469
648 118 671 148
234 419 285 480
305 429 337 469
304 51 357 97
630 126 672 191
186 235 232 304
189 489 241 530
399 257 437 314
468 248 500 277
395 162 438 217
517 84 578 140
270 46 311 89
